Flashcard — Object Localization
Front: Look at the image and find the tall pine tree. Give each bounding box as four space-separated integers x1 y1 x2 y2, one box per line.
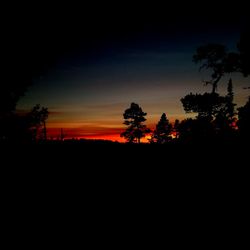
225 78 236 125
150 113 172 144
120 103 150 143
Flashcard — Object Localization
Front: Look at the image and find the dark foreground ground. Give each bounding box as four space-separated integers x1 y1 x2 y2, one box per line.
2 140 248 206
1 139 249 177
1 140 249 244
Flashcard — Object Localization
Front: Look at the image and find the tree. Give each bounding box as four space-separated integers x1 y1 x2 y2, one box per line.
27 104 49 141
225 78 236 122
150 113 172 144
173 119 180 139
193 44 240 93
181 92 226 121
177 117 216 143
177 118 196 142
193 31 250 93
120 103 150 143
237 97 250 139
213 79 236 137
0 79 31 142
180 92 228 141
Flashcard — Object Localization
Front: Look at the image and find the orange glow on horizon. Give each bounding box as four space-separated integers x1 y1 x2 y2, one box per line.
46 127 126 142
46 126 152 143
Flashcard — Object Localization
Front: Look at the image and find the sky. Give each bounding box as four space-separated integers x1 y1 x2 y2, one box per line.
16 8 249 141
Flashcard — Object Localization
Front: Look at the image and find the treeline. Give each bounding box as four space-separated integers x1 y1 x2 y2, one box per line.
121 32 250 144
120 95 250 144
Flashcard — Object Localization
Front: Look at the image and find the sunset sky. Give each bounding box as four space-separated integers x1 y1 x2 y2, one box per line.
16 9 249 141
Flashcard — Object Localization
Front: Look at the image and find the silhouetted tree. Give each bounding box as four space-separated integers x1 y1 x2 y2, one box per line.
193 31 250 93
213 79 236 133
0 83 30 142
181 79 238 142
181 91 229 141
181 92 226 121
1 55 34 142
178 118 196 142
150 113 172 144
193 44 240 93
226 78 236 122
173 119 180 139
178 118 215 143
27 104 49 141
238 97 250 139
120 103 150 143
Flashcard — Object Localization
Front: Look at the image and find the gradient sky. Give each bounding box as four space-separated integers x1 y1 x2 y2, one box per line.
16 10 249 141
